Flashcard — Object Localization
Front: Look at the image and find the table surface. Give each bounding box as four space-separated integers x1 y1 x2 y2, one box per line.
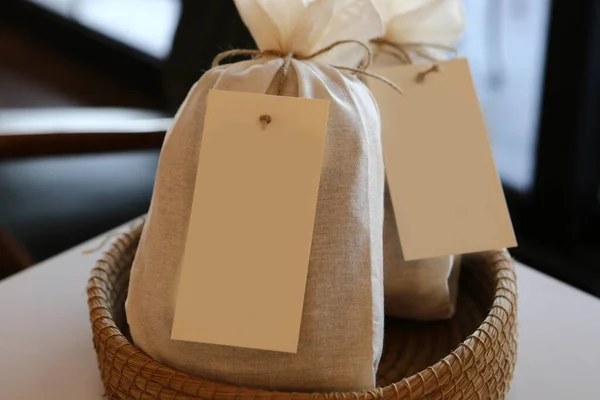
1 223 599 399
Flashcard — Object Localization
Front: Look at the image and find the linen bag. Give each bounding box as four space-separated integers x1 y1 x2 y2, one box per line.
371 0 466 321
125 0 386 392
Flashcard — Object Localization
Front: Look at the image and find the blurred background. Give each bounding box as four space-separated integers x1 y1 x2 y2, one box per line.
1 0 599 296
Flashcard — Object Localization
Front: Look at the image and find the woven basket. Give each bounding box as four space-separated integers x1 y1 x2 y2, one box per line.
88 220 518 400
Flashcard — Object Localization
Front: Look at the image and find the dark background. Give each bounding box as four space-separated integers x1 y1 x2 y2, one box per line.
1 0 600 296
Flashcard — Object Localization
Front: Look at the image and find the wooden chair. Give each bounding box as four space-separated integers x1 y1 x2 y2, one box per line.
0 108 168 159
0 108 169 277
0 0 253 278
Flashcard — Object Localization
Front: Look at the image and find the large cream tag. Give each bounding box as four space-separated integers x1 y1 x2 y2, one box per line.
171 89 330 353
368 59 517 260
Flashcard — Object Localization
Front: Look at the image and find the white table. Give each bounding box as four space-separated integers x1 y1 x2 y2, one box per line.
1 224 599 399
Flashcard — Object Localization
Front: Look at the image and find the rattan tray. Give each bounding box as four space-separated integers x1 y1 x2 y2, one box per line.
88 221 517 400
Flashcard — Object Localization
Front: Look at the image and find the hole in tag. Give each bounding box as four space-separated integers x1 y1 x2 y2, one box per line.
259 114 272 129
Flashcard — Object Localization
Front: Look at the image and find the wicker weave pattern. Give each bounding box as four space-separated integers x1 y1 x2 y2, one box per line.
88 221 517 400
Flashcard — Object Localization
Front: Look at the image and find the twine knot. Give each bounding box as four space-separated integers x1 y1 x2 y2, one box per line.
416 64 441 83
259 114 272 129
212 40 402 95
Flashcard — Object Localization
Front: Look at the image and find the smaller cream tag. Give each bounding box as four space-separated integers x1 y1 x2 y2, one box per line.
171 89 330 353
368 58 517 261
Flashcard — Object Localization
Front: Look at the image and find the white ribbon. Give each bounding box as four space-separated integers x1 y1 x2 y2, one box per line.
372 0 466 62
233 0 385 68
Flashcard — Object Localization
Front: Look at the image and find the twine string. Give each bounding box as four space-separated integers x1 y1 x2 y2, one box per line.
371 38 460 83
371 38 459 62
212 40 402 95
212 40 374 68
416 64 441 83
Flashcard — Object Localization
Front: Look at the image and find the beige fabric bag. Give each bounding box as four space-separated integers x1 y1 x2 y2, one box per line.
125 0 386 392
371 0 466 321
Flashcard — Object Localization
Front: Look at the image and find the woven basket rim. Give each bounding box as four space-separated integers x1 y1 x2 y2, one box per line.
87 219 518 400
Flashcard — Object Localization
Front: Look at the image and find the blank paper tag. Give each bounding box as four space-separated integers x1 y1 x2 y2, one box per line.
171 89 330 353
368 58 517 261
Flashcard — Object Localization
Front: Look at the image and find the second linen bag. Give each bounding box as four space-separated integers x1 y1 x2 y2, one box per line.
371 0 466 320
125 0 386 393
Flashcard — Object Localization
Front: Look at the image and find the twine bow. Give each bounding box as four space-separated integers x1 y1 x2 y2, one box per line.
212 39 403 95
371 38 460 83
